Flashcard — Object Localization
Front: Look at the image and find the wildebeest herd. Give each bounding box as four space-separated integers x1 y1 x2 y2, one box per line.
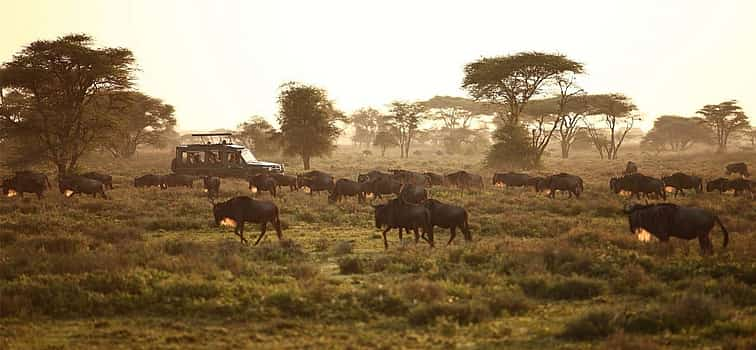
1 162 751 255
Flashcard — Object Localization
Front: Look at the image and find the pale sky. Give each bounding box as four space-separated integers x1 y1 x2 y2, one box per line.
2 0 755 132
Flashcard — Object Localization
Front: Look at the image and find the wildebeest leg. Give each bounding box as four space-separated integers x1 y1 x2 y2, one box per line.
235 223 248 244
698 234 713 255
448 227 457 245
272 187 277 198
36 192 43 199
413 228 420 244
382 227 391 249
254 223 268 245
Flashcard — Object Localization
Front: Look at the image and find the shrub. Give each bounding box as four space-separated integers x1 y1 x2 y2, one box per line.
401 279 446 304
264 290 313 317
625 293 725 334
602 332 660 350
337 256 364 274
289 263 320 280
358 287 408 316
331 240 353 256
520 276 605 300
485 290 532 316
561 309 616 340
408 301 491 326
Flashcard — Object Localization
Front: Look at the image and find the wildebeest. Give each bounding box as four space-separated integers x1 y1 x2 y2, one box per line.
661 172 703 198
81 171 113 189
445 170 484 190
296 170 334 195
361 176 402 199
492 172 533 189
212 196 283 245
202 176 221 198
134 174 166 189
357 170 391 183
373 199 433 249
725 162 750 177
706 178 728 193
249 173 278 197
271 173 298 192
390 169 429 186
164 174 196 188
723 178 754 198
624 203 729 255
328 178 365 203
424 199 471 245
59 175 108 199
399 183 428 204
538 173 584 199
610 173 666 200
624 161 638 175
527 176 545 192
1 171 51 199
423 172 445 186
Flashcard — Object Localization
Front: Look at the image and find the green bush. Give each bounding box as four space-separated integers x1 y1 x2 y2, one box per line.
520 276 605 300
337 256 364 274
485 290 532 316
358 287 408 316
560 309 616 340
408 301 491 326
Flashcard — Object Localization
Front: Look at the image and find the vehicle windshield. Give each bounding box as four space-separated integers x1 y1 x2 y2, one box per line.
241 149 257 163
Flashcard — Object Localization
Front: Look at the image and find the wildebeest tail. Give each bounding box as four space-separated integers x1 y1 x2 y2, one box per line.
715 216 729 247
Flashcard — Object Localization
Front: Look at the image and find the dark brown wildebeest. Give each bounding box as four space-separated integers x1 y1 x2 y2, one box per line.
424 199 471 245
212 196 283 245
1 171 51 199
624 161 638 175
706 178 728 193
389 169 429 186
624 203 729 255
361 176 402 199
662 172 703 198
296 170 334 195
328 178 366 203
423 172 445 187
445 170 484 191
134 174 166 189
249 173 278 197
538 173 584 199
725 162 749 177
271 173 298 192
373 198 433 249
610 173 665 200
202 176 221 198
59 175 108 199
358 170 391 183
399 183 428 204
527 176 545 192
164 174 196 188
81 171 113 189
492 172 533 189
723 178 754 198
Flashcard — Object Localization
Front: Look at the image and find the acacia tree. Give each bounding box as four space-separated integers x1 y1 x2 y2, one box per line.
104 91 176 158
583 94 639 160
641 115 711 152
0 34 135 176
277 82 342 170
385 101 425 158
420 96 490 154
350 107 381 147
235 116 279 157
373 130 398 156
697 100 749 153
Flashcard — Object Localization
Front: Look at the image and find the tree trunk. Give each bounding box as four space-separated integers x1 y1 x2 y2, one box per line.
303 155 311 170
560 141 569 159
381 146 386 157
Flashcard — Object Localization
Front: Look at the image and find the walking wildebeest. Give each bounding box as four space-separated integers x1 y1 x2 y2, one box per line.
492 172 533 189
423 172 445 187
390 169 429 186
249 173 278 197
724 178 754 198
624 203 729 255
212 196 283 245
358 170 391 183
59 175 108 199
134 174 166 189
624 161 638 175
361 176 402 199
706 178 729 193
424 199 471 245
329 178 366 203
445 170 484 191
610 173 666 200
725 162 750 177
81 171 113 189
538 173 584 199
373 198 433 249
399 183 428 204
662 172 703 198
164 174 196 188
202 176 221 198
271 173 298 192
296 170 334 195
1 171 50 199
527 176 545 192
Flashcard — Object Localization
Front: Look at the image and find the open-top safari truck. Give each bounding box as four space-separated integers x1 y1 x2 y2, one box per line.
171 133 284 178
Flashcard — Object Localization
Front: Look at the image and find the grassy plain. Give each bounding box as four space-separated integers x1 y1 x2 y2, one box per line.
1 146 754 349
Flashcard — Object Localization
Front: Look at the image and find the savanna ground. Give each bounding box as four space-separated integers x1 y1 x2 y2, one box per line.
0 145 754 349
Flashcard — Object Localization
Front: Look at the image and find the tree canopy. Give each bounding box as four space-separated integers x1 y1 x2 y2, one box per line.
236 116 279 157
582 93 639 160
696 100 749 153
104 91 176 158
641 115 711 153
385 101 426 158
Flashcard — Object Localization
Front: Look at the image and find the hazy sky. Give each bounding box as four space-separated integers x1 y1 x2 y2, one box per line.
2 0 755 131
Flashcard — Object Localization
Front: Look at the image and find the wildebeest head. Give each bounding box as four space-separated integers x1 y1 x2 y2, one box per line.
609 177 619 193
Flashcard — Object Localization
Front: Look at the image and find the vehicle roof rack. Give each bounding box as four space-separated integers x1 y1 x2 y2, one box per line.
191 133 233 137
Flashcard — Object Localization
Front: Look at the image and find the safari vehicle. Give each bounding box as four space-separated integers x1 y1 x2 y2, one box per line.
171 133 284 178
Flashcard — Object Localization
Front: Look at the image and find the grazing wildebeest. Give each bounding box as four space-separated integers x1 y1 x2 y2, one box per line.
361 176 402 199
81 171 113 189
723 178 754 198
538 173 584 199
725 162 750 177
373 198 433 249
357 170 391 183
134 174 166 189
164 174 196 188
662 172 703 198
423 172 445 187
1 171 50 199
249 173 278 197
271 173 298 192
59 175 108 199
527 176 545 192
610 173 666 200
328 178 366 203
390 169 429 186
445 170 484 191
296 170 334 195
399 183 428 204
492 172 532 189
624 161 638 175
624 203 729 255
202 176 221 198
212 196 283 245
706 178 729 193
424 199 471 245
